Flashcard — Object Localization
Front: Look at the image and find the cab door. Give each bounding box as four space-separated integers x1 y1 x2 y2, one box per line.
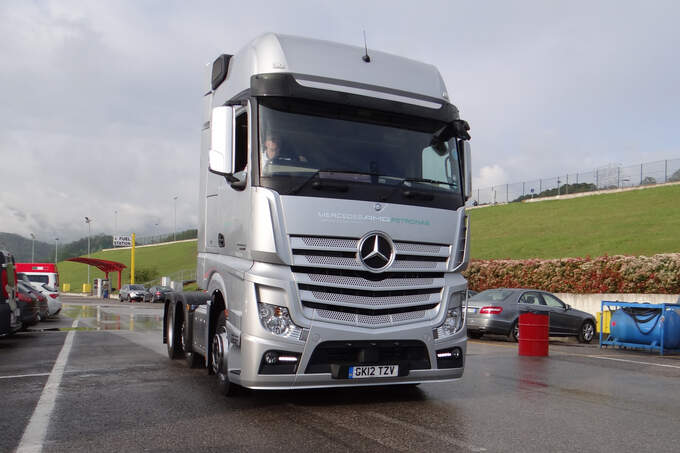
541 293 577 334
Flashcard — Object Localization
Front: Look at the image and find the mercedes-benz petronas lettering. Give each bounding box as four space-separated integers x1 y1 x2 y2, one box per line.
163 33 473 395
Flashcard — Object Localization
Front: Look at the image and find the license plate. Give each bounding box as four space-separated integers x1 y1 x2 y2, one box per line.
348 365 399 379
467 307 477 313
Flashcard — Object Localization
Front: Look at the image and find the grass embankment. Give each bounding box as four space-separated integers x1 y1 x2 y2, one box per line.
469 185 680 260
58 240 197 291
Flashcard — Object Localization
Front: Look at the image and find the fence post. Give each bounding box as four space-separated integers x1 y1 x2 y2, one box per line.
539 179 542 193
665 160 668 182
477 188 480 203
506 184 509 203
522 182 525 196
596 170 599 189
640 163 643 184
617 167 621 188
566 174 569 194
576 172 579 184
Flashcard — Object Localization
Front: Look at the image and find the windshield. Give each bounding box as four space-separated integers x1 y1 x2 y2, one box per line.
258 98 463 210
470 289 515 302
27 274 49 284
130 285 145 290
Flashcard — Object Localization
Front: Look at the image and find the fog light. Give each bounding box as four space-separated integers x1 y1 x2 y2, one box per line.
264 351 278 364
451 347 462 359
437 351 452 358
278 355 298 363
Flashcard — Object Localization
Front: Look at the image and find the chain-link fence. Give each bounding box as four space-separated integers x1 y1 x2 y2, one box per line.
473 158 680 205
143 268 197 287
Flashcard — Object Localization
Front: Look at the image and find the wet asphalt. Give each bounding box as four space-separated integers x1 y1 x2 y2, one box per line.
2 296 680 452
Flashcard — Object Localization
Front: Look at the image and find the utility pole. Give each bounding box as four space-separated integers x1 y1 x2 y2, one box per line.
30 233 35 261
85 217 94 290
55 238 59 263
173 196 178 241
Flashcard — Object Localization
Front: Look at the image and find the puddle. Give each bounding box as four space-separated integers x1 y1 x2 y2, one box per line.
61 304 163 332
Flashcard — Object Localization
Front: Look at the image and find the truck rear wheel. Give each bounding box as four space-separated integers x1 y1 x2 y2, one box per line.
166 306 183 359
210 312 237 396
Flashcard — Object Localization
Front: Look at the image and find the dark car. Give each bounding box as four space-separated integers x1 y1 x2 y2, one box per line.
1 250 22 336
17 275 49 319
466 288 596 343
119 284 151 302
16 282 41 329
149 286 173 303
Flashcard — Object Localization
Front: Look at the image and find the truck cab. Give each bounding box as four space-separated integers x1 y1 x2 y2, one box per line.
164 33 472 393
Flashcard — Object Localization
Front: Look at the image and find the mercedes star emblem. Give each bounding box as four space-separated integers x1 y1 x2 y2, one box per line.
358 232 395 272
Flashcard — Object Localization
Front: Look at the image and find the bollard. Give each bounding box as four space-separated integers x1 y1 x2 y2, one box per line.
518 310 549 356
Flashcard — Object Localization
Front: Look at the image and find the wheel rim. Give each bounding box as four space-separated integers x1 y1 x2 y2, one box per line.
211 327 228 375
513 323 519 339
179 320 186 352
583 323 594 341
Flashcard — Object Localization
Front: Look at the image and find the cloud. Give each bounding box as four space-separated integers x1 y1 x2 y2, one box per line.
1 0 679 240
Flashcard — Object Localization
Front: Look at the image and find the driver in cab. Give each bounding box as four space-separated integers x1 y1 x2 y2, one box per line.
261 132 307 172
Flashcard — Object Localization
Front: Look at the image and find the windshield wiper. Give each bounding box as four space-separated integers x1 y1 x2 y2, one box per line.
289 169 380 195
400 177 457 187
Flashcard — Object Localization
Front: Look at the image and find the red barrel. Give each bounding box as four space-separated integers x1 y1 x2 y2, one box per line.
518 311 549 356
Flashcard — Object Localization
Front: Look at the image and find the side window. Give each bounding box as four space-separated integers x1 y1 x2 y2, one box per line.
542 294 565 309
234 110 248 173
421 143 459 188
519 292 542 305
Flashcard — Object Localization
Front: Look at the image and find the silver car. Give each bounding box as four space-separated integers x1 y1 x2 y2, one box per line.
466 288 596 343
119 284 151 302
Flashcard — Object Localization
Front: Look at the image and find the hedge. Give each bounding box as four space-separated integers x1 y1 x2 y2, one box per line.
464 254 680 294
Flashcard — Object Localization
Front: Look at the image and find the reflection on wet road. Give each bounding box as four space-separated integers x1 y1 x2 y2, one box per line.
61 304 163 332
4 297 680 452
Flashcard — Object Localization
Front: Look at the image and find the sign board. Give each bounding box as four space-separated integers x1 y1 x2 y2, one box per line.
113 235 132 247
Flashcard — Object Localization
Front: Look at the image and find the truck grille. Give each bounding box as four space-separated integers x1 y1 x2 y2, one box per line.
290 235 449 328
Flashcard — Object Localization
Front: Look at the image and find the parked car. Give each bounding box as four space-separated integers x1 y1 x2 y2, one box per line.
119 284 151 302
466 288 597 343
148 286 173 303
16 282 40 329
1 249 22 336
32 284 62 317
17 275 49 319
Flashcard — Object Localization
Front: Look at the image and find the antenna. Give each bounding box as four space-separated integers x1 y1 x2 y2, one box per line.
362 30 371 63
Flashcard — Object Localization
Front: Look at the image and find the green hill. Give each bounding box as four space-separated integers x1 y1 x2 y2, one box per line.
58 240 197 291
469 184 680 259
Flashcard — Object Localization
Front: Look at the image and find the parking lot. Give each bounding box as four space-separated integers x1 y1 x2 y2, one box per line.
2 296 680 452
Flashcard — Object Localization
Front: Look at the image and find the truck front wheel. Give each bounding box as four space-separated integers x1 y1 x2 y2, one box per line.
210 312 237 396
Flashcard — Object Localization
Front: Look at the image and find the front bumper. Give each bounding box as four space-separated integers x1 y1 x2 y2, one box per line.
232 322 466 390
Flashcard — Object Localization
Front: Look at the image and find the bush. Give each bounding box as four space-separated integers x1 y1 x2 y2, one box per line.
135 266 159 284
463 253 680 294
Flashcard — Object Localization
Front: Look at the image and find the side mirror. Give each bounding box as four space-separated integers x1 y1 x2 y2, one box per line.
459 140 472 200
209 106 233 175
565 304 571 310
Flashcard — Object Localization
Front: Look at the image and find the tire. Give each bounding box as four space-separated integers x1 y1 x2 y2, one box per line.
578 320 595 344
508 320 519 342
127 294 131 303
467 331 483 340
210 312 237 396
166 306 183 359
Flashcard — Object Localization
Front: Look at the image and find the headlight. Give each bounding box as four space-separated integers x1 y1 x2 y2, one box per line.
257 303 308 342
434 291 465 340
258 303 293 335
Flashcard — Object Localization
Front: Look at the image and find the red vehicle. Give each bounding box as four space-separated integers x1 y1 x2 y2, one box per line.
1 250 21 336
15 263 60 290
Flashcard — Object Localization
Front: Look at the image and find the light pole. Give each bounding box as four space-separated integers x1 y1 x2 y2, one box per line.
85 217 94 289
114 210 118 237
173 196 178 241
55 238 59 263
30 233 35 261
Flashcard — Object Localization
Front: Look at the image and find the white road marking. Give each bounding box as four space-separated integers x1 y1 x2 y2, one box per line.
0 373 50 380
585 355 680 369
367 411 487 452
16 319 78 453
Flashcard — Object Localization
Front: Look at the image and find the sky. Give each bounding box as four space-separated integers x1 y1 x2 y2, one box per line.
1 0 679 241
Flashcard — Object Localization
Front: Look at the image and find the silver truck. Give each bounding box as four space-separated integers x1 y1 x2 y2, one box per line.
163 33 472 395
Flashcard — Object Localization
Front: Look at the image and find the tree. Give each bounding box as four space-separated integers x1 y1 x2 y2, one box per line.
641 176 657 185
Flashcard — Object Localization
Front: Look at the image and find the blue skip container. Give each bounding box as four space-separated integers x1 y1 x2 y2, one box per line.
610 306 680 349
